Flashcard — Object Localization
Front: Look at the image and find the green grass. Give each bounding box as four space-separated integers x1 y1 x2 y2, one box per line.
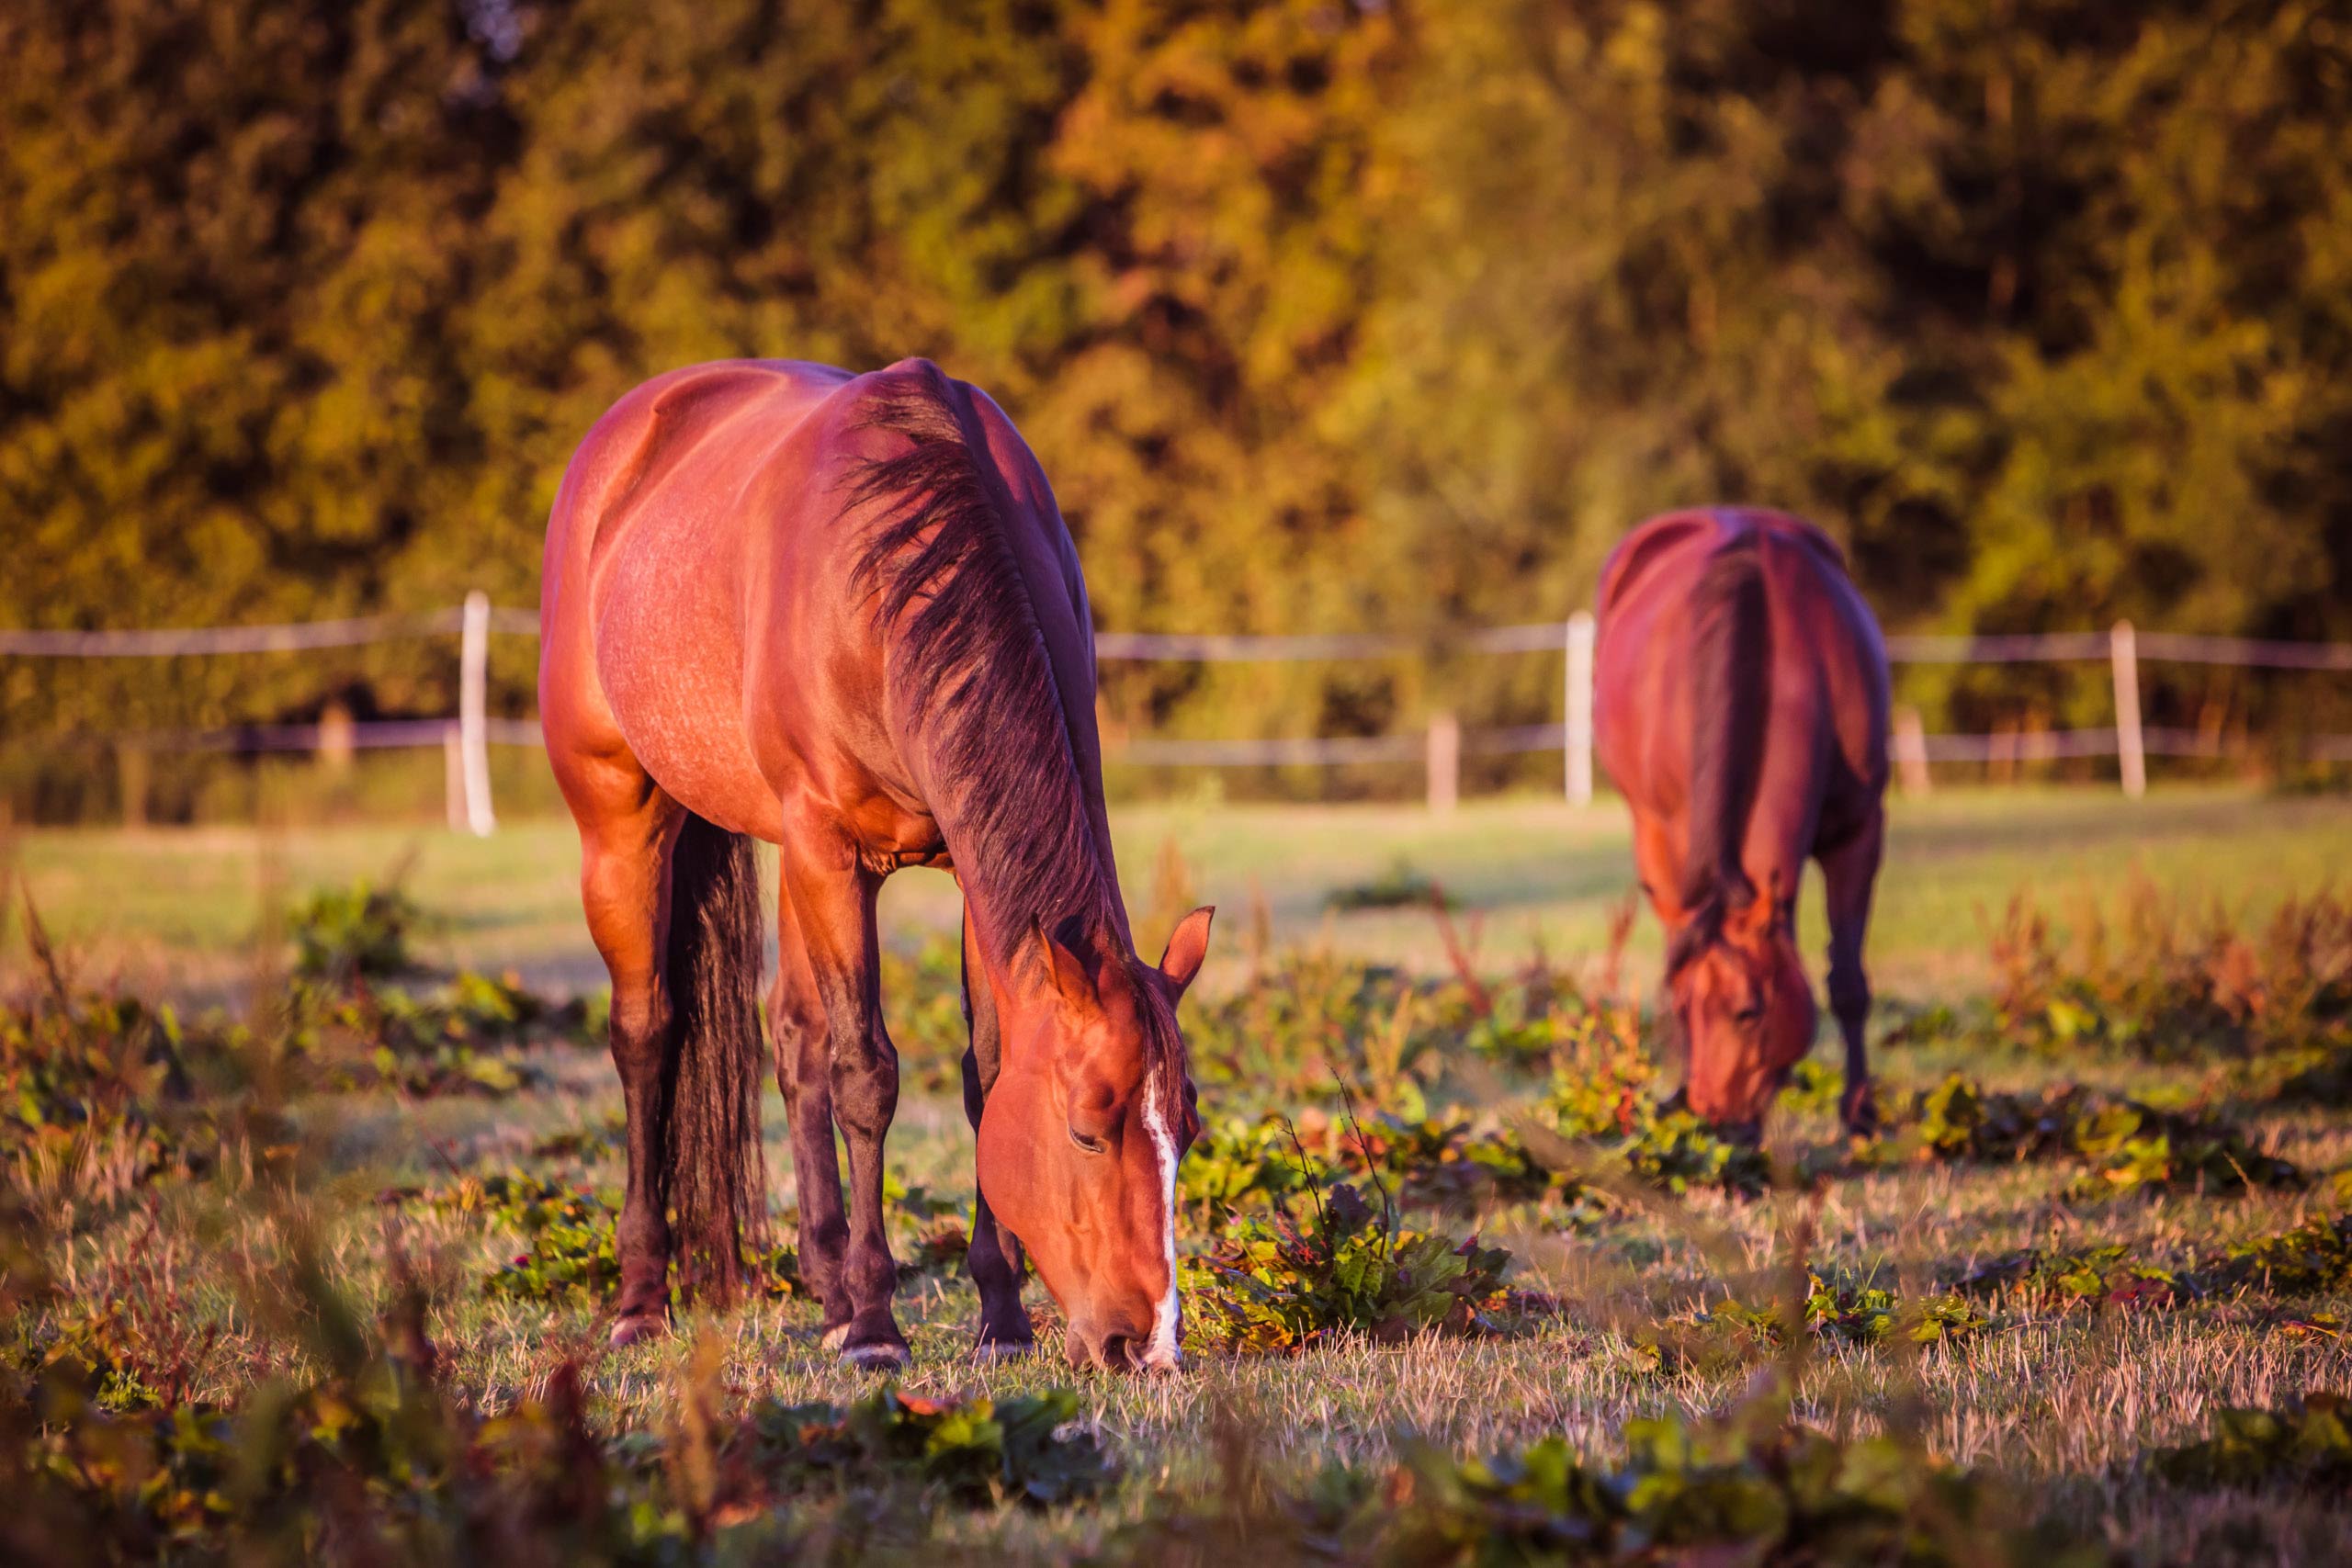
10 785 2352 1000
6 786 2352 1562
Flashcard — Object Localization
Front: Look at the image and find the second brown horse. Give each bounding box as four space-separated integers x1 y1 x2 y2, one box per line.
1594 508 1890 1137
540 357 1212 1371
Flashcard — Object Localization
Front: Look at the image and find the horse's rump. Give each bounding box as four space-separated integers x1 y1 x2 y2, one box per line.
1594 507 1889 937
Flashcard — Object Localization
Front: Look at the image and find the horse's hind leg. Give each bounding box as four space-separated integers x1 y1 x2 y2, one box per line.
563 761 685 1345
776 815 908 1369
959 902 1034 1359
1818 807 1885 1134
768 892 854 1348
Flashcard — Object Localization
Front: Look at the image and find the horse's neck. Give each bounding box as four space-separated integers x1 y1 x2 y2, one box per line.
918 736 1124 972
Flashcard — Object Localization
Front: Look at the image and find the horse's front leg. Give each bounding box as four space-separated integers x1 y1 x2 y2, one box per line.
770 897 853 1350
959 902 1035 1359
1818 807 1885 1135
779 825 908 1369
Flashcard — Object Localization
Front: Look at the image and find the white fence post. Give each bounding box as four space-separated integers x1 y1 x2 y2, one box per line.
459 591 496 835
1565 609 1595 805
443 723 467 831
1892 705 1931 795
2111 618 2145 799
1426 710 1459 814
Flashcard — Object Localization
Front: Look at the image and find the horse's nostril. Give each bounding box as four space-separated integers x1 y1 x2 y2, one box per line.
1097 1334 1137 1370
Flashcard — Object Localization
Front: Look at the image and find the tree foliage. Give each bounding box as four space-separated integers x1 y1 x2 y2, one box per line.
4 0 2347 808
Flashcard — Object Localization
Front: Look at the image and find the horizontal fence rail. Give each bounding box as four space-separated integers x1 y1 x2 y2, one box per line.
0 611 465 657
1093 623 1566 660
7 599 2351 829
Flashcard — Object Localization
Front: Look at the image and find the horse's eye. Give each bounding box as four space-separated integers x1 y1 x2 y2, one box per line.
1069 1126 1109 1156
1732 1002 1764 1025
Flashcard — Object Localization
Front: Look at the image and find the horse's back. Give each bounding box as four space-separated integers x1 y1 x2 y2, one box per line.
1594 508 1889 852
539 361 857 834
539 357 1098 848
543 360 851 594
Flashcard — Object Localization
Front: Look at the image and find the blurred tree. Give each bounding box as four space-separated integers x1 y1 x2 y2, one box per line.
1035 0 1410 751
0 0 514 741
1346 0 2352 746
3 0 2348 814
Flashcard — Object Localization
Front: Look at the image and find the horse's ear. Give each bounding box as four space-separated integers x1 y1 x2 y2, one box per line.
1034 917 1097 1006
1159 906 1216 999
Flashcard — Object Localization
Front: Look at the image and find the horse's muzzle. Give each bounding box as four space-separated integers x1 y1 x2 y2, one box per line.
1065 1323 1181 1374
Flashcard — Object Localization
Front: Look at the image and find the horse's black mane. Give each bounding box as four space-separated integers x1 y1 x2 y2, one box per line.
841 364 1137 994
1666 525 1771 979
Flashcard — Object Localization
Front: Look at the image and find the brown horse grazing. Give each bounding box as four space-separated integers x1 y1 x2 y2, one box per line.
1593 508 1890 1138
539 357 1213 1371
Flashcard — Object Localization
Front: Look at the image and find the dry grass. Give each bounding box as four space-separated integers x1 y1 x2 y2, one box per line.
6 836 2352 1561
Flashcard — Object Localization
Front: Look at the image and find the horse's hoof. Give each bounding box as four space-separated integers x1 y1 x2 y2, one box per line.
607 1313 666 1349
1840 1085 1882 1137
972 1337 1036 1364
842 1339 910 1372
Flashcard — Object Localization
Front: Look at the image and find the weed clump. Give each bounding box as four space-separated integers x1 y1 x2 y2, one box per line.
1955 1211 2352 1310
2200 1212 2352 1297
1871 1074 2301 1197
2148 1393 2352 1489
1324 860 1447 912
1384 1416 2098 1566
731 1387 1112 1508
382 1173 808 1305
0 991 246 1209
1664 1272 1991 1357
1180 1182 1512 1352
290 881 426 982
1917 889 2352 1063
1956 1246 2183 1310
1539 1023 1773 1198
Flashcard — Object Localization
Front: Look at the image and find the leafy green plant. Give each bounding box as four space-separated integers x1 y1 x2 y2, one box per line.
288 970 592 1100
876 933 969 1096
2274 1047 2352 1108
2199 1213 2352 1297
1778 1056 1845 1115
0 988 269 1212
1542 1070 1774 1198
1951 1212 2352 1315
1377 1400 2102 1568
1876 1075 2301 1197
1640 1271 1990 1371
1979 890 2352 1062
528 1112 626 1163
732 1387 1112 1508
5 1236 1096 1566
1178 1113 1328 1223
1181 1182 1512 1352
289 881 424 981
1955 1246 2182 1310
1324 860 1447 912
2149 1393 2352 1488
1185 953 1430 1099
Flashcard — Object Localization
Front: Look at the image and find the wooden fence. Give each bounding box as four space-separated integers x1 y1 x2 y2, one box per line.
6 604 2349 829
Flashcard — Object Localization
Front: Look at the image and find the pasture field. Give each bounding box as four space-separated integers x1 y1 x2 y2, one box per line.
11 785 2352 996
4 787 2351 1563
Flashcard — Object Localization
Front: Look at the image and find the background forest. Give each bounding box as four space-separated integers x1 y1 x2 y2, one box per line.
5 0 2350 814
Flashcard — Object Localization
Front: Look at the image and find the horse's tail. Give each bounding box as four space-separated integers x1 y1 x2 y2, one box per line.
1669 530 1771 975
664 811 770 1303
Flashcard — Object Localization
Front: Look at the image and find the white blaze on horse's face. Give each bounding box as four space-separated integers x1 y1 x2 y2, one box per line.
1138 1064 1183 1370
